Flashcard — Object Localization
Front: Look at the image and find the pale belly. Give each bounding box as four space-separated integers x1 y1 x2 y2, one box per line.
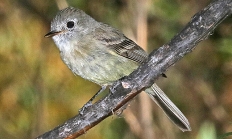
61 49 139 86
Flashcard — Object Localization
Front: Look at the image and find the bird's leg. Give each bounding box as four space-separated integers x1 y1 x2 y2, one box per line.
79 85 107 114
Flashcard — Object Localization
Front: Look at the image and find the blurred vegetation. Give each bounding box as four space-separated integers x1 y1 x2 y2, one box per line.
0 0 232 139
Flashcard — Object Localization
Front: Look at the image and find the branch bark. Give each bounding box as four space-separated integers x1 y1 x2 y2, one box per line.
36 0 232 138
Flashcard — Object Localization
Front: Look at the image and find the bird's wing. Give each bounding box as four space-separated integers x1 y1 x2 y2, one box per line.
93 24 147 64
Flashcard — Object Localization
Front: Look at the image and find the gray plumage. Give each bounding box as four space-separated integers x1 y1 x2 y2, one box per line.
45 7 191 131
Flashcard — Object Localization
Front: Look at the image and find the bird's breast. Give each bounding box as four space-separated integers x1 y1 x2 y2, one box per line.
60 47 139 86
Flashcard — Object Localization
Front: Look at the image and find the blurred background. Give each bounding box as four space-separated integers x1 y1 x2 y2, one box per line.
0 0 232 139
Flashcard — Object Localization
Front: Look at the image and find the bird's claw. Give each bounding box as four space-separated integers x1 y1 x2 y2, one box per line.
79 101 92 115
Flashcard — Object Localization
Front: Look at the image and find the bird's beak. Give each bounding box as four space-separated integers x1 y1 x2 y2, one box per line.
44 30 64 38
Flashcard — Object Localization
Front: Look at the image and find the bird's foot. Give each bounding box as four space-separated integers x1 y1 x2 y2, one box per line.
79 101 92 115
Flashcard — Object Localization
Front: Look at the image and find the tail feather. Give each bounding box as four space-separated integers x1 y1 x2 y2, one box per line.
145 84 191 132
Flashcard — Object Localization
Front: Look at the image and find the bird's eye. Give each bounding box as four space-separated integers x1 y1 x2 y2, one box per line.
67 21 74 28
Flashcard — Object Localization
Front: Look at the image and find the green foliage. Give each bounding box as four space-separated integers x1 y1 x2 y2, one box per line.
218 132 232 139
197 121 216 139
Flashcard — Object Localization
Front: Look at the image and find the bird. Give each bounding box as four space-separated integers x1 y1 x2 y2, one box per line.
45 6 191 131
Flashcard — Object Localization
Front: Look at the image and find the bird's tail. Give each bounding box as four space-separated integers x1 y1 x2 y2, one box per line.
145 84 191 132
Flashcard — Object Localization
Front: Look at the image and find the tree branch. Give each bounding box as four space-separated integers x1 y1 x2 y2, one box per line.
36 0 232 138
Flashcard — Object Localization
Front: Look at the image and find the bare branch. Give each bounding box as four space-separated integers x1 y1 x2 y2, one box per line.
36 0 232 138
